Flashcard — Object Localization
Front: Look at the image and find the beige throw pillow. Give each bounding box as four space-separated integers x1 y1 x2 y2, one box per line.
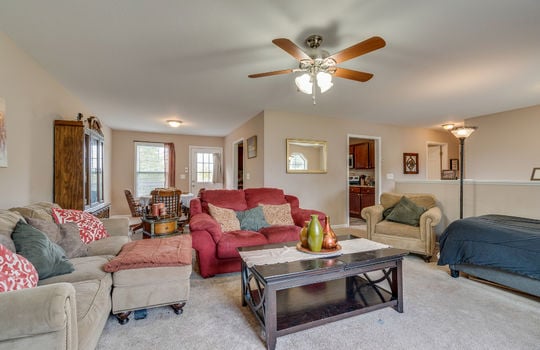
208 203 240 232
259 203 295 226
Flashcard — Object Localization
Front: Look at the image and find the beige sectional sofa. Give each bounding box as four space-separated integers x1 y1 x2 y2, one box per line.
0 202 130 350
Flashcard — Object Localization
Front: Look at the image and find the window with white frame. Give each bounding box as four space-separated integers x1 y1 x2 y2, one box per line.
134 142 168 197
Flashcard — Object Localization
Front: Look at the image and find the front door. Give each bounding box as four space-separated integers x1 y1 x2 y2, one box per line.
189 146 224 195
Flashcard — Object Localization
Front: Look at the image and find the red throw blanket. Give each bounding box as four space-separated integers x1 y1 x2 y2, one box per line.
103 235 192 272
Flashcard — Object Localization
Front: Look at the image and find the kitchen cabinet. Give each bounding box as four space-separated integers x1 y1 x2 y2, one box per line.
351 141 375 169
349 186 375 218
54 120 110 218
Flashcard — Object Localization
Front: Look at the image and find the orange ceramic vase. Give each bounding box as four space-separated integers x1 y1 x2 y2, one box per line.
322 216 338 249
299 221 309 248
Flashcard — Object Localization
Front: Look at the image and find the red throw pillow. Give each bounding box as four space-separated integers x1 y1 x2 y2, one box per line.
0 243 39 292
52 208 109 244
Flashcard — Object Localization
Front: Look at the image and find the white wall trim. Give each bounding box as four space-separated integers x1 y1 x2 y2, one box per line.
396 179 539 186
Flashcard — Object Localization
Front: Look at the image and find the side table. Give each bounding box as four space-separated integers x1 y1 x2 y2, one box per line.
141 216 180 239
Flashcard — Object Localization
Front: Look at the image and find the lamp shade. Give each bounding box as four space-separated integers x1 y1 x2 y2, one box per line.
451 126 477 139
295 73 313 94
316 72 333 93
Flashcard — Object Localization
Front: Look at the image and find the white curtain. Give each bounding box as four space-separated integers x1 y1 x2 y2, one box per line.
212 152 223 184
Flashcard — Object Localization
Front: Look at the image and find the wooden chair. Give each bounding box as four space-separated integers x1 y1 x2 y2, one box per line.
151 188 184 232
124 189 144 232
150 188 182 218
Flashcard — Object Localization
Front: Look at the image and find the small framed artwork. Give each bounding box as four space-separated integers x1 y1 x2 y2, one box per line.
403 153 419 174
441 169 457 180
247 135 257 159
450 158 459 171
531 168 540 181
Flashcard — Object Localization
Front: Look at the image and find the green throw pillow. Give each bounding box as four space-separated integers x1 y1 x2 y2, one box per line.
236 206 270 231
11 220 74 280
385 196 426 227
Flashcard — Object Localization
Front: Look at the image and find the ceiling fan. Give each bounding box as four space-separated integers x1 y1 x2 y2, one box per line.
248 34 386 103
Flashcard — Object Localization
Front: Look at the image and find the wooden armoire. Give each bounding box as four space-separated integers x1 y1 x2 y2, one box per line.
54 120 110 218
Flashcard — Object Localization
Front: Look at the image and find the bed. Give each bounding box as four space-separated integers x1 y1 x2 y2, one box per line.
437 214 540 297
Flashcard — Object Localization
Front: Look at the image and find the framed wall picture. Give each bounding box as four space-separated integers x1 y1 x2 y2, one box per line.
247 135 257 159
403 153 418 174
531 168 540 181
441 169 457 180
450 158 459 171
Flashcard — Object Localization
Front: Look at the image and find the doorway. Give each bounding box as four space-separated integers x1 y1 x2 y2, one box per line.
347 135 380 227
233 139 244 189
426 142 448 180
189 146 224 195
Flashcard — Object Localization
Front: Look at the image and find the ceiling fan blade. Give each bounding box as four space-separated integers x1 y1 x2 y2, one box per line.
272 38 312 61
328 36 386 64
248 68 293 78
333 68 374 82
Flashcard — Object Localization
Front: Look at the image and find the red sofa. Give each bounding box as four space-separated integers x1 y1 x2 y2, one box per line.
189 187 326 278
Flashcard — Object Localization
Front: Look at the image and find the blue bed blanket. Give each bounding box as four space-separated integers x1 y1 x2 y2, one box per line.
438 215 540 280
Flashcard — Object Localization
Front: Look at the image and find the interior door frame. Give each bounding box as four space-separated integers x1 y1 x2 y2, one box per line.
347 134 382 226
232 138 244 190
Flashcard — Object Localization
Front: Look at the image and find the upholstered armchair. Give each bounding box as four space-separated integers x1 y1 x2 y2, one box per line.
361 192 442 261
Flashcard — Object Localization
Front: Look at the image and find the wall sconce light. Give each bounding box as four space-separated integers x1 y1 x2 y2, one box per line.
167 120 183 128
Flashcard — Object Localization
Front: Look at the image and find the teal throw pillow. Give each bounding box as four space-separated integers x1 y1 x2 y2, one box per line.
236 207 270 231
11 220 74 280
385 196 426 227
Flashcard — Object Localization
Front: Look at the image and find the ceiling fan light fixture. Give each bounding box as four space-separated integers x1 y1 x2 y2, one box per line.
316 71 333 93
295 73 313 94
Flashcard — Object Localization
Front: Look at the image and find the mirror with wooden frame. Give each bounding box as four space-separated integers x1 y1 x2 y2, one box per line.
286 138 327 174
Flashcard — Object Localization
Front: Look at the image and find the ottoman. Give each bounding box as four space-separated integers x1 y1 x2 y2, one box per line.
103 235 192 324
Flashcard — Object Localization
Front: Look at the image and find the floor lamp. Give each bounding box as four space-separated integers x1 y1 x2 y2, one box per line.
450 126 477 219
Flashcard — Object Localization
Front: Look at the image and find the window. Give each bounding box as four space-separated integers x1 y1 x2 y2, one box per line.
134 142 170 197
288 152 307 170
196 152 215 183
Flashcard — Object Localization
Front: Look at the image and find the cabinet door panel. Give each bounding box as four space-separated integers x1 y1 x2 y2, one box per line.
354 143 369 169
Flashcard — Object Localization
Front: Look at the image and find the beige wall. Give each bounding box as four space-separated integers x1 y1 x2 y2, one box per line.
396 105 540 231
111 130 223 215
261 110 458 226
223 112 264 189
396 180 540 234
0 33 113 208
465 105 540 180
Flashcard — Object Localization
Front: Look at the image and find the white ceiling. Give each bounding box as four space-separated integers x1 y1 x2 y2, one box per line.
1 0 539 136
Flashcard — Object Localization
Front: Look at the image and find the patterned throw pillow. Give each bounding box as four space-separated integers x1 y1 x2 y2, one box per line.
51 208 109 244
259 203 295 226
208 203 241 232
0 242 38 292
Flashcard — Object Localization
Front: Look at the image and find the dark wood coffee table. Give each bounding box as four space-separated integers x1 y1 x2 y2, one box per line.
239 238 408 350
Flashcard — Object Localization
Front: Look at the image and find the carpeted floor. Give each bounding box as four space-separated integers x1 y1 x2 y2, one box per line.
96 252 540 350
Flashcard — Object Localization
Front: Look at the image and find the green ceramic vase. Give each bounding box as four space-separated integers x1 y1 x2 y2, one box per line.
307 214 323 252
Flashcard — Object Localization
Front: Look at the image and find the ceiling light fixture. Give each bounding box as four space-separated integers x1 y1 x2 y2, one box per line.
442 123 455 130
167 120 183 127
